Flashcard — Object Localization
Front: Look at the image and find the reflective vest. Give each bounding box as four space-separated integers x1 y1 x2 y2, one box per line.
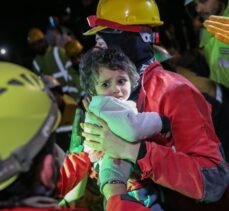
200 3 229 88
32 46 83 101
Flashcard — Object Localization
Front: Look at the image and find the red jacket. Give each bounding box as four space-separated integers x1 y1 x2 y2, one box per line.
107 62 229 211
57 152 91 197
107 194 151 211
136 61 229 201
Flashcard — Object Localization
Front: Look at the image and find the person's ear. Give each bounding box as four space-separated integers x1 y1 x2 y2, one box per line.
39 154 55 189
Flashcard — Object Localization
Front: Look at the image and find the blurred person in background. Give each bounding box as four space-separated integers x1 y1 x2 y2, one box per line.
27 27 81 102
45 16 74 48
65 39 84 71
0 62 91 211
185 0 229 88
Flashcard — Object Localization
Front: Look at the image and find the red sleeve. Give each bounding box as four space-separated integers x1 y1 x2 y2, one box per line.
107 195 151 211
137 84 229 201
57 152 91 196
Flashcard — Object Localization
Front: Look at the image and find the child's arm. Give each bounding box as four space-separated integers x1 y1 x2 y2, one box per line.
87 96 170 142
99 156 151 211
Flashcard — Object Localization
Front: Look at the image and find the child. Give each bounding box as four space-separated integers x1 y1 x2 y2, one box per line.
79 47 169 210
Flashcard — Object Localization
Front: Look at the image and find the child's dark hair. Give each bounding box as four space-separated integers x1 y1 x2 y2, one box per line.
79 47 140 95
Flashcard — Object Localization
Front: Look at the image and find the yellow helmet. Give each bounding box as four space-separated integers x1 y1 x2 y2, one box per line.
0 62 60 191
65 39 83 58
27 27 45 44
84 0 163 36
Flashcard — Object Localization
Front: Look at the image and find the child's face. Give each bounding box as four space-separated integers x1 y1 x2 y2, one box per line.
95 67 131 100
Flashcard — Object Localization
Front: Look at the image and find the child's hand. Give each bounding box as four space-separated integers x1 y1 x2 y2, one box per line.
82 96 90 112
204 15 229 44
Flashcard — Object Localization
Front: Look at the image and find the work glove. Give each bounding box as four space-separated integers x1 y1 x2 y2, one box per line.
204 15 229 44
98 154 132 193
69 108 84 153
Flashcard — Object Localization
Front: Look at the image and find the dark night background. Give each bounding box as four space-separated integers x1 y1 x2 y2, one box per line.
0 0 196 68
0 0 99 67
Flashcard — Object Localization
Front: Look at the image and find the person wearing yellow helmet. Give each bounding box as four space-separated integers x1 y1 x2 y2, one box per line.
27 27 45 44
28 28 85 154
65 39 84 59
0 62 90 210
27 27 82 102
65 39 83 70
72 0 229 210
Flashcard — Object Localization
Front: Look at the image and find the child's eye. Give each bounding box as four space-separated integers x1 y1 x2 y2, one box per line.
118 79 127 85
101 82 109 88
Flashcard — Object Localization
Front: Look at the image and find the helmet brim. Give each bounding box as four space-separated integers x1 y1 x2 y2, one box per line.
83 26 108 36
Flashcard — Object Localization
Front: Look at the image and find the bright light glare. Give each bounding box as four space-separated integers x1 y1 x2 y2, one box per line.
0 48 7 55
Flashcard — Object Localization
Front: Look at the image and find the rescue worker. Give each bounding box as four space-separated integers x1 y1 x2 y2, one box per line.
0 62 91 210
153 42 229 163
77 0 229 210
176 14 229 163
27 27 81 102
65 39 84 71
185 0 229 88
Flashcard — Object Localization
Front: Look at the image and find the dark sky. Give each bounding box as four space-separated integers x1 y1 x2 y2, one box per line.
0 0 193 66
1 1 65 49
0 0 98 66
